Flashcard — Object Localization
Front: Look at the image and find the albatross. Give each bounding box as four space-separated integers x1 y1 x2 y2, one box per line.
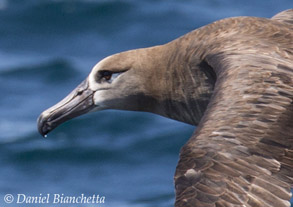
38 9 293 207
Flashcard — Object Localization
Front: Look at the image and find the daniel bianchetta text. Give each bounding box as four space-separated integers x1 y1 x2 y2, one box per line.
4 193 105 204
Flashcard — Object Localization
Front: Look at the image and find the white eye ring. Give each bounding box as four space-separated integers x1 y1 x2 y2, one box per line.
99 71 123 83
109 73 121 82
106 72 123 83
98 70 122 83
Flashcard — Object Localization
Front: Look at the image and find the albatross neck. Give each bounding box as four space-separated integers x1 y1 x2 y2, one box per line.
139 37 216 126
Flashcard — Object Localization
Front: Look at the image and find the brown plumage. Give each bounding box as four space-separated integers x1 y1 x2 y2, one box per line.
38 9 293 207
174 9 293 207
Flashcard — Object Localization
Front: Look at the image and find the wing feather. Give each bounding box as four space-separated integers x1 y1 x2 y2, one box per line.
174 24 293 207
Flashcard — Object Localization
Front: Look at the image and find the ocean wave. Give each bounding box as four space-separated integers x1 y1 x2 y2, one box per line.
1 0 288 59
0 58 80 83
0 52 44 71
0 119 36 143
0 0 134 35
0 0 290 40
0 111 193 165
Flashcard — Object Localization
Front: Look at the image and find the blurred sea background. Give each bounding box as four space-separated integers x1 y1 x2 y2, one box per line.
0 0 292 206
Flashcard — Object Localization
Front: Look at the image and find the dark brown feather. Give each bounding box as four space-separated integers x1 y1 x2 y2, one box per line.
174 9 293 207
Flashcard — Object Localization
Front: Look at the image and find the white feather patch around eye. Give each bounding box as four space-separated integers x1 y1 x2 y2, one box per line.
108 72 122 83
99 70 124 83
89 72 116 92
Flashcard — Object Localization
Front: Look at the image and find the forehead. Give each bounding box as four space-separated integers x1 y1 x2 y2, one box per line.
93 50 138 73
92 55 114 72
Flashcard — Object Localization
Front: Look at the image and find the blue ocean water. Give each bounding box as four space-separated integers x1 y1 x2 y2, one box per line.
0 0 292 206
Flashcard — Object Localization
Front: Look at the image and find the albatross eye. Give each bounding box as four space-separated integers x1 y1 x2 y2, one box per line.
100 70 113 81
97 70 125 83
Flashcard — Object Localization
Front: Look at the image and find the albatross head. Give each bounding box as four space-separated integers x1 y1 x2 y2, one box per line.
38 43 214 136
38 48 166 136
88 50 160 112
